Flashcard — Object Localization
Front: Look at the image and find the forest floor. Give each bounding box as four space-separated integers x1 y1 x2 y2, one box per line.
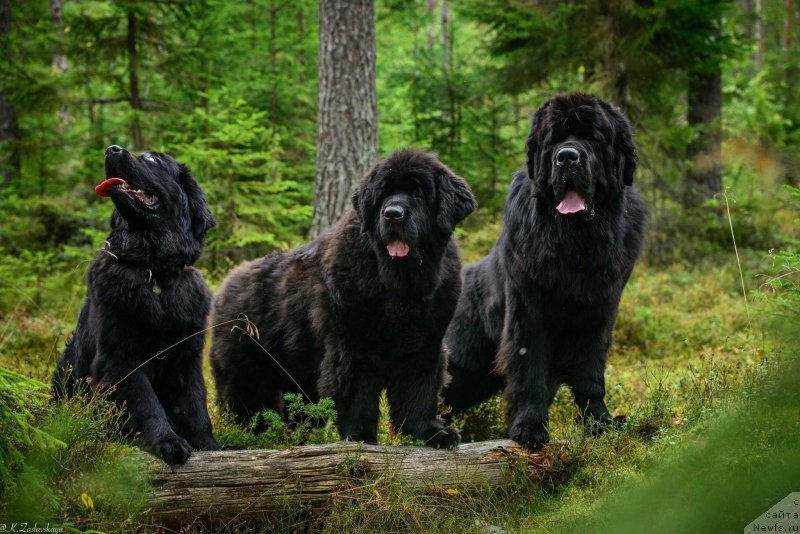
0 220 797 533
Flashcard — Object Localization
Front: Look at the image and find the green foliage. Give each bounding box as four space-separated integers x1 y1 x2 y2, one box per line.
0 369 63 495
457 0 740 99
166 89 312 268
759 185 800 348
725 70 793 147
377 3 525 212
566 357 800 534
1 378 149 530
214 393 339 450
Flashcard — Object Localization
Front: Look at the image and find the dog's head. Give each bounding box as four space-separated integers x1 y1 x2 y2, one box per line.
352 148 476 264
525 94 637 220
96 146 215 261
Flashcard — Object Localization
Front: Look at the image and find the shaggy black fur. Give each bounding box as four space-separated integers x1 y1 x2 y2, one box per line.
210 149 476 448
53 145 218 465
442 94 647 450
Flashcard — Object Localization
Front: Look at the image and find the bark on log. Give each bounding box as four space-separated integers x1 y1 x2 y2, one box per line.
146 439 553 527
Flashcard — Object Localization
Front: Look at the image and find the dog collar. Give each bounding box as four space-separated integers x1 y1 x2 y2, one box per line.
103 241 161 295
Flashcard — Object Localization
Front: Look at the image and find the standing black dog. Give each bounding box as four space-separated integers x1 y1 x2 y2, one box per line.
443 94 647 449
211 149 475 448
53 145 219 464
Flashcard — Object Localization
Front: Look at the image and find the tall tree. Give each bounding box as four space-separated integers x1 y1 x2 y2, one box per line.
684 13 726 208
49 0 67 74
686 64 723 207
127 8 142 150
311 0 378 237
0 0 19 185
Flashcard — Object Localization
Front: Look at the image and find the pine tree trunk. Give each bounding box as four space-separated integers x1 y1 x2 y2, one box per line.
127 10 143 150
269 0 278 122
742 0 755 41
0 0 19 186
311 0 377 237
0 100 18 186
599 0 631 114
685 68 723 207
756 0 765 68
297 6 306 84
50 0 67 74
49 0 71 174
442 0 458 154
785 0 795 50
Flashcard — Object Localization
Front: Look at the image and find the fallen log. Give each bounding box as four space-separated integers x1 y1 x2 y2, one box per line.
146 439 557 527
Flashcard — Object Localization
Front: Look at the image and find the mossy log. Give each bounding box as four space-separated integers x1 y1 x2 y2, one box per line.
146 439 557 527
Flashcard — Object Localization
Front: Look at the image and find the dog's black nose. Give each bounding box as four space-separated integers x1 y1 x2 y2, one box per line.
556 147 580 165
383 205 405 221
106 145 124 155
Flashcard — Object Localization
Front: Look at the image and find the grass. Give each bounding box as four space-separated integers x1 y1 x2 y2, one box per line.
0 204 796 531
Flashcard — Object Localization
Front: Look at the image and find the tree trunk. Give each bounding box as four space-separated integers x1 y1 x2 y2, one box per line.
742 0 755 42
269 0 278 122
49 0 71 175
0 0 19 186
0 100 18 186
756 0 765 68
785 0 795 50
442 0 458 154
49 0 67 73
599 0 631 114
297 6 306 84
685 67 723 207
127 9 143 150
311 0 378 237
146 440 556 528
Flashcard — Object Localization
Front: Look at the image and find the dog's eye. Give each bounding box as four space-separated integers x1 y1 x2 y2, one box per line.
144 154 156 163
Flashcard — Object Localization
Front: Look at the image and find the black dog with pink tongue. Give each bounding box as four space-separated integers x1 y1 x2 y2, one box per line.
443 94 647 450
53 145 219 465
210 149 476 448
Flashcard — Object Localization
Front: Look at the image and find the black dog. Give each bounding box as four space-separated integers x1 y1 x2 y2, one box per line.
211 149 475 448
53 145 219 464
443 94 647 449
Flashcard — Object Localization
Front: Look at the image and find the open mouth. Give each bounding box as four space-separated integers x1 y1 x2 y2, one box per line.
386 239 410 258
556 190 587 215
95 177 159 209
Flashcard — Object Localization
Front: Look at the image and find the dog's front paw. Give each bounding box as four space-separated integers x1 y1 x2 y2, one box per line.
153 434 192 465
422 425 461 449
510 420 549 450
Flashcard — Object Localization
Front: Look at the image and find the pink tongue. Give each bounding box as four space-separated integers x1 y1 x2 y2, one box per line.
387 240 410 258
95 177 127 197
556 191 586 215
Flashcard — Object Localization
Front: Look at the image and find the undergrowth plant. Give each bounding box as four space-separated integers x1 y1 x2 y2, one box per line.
0 369 63 495
1 377 149 530
215 393 339 449
760 185 800 348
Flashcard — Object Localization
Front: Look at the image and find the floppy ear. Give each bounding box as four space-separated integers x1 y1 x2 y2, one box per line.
604 104 638 187
352 168 379 233
616 121 638 187
351 190 367 233
435 166 477 234
525 111 547 193
179 165 216 240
